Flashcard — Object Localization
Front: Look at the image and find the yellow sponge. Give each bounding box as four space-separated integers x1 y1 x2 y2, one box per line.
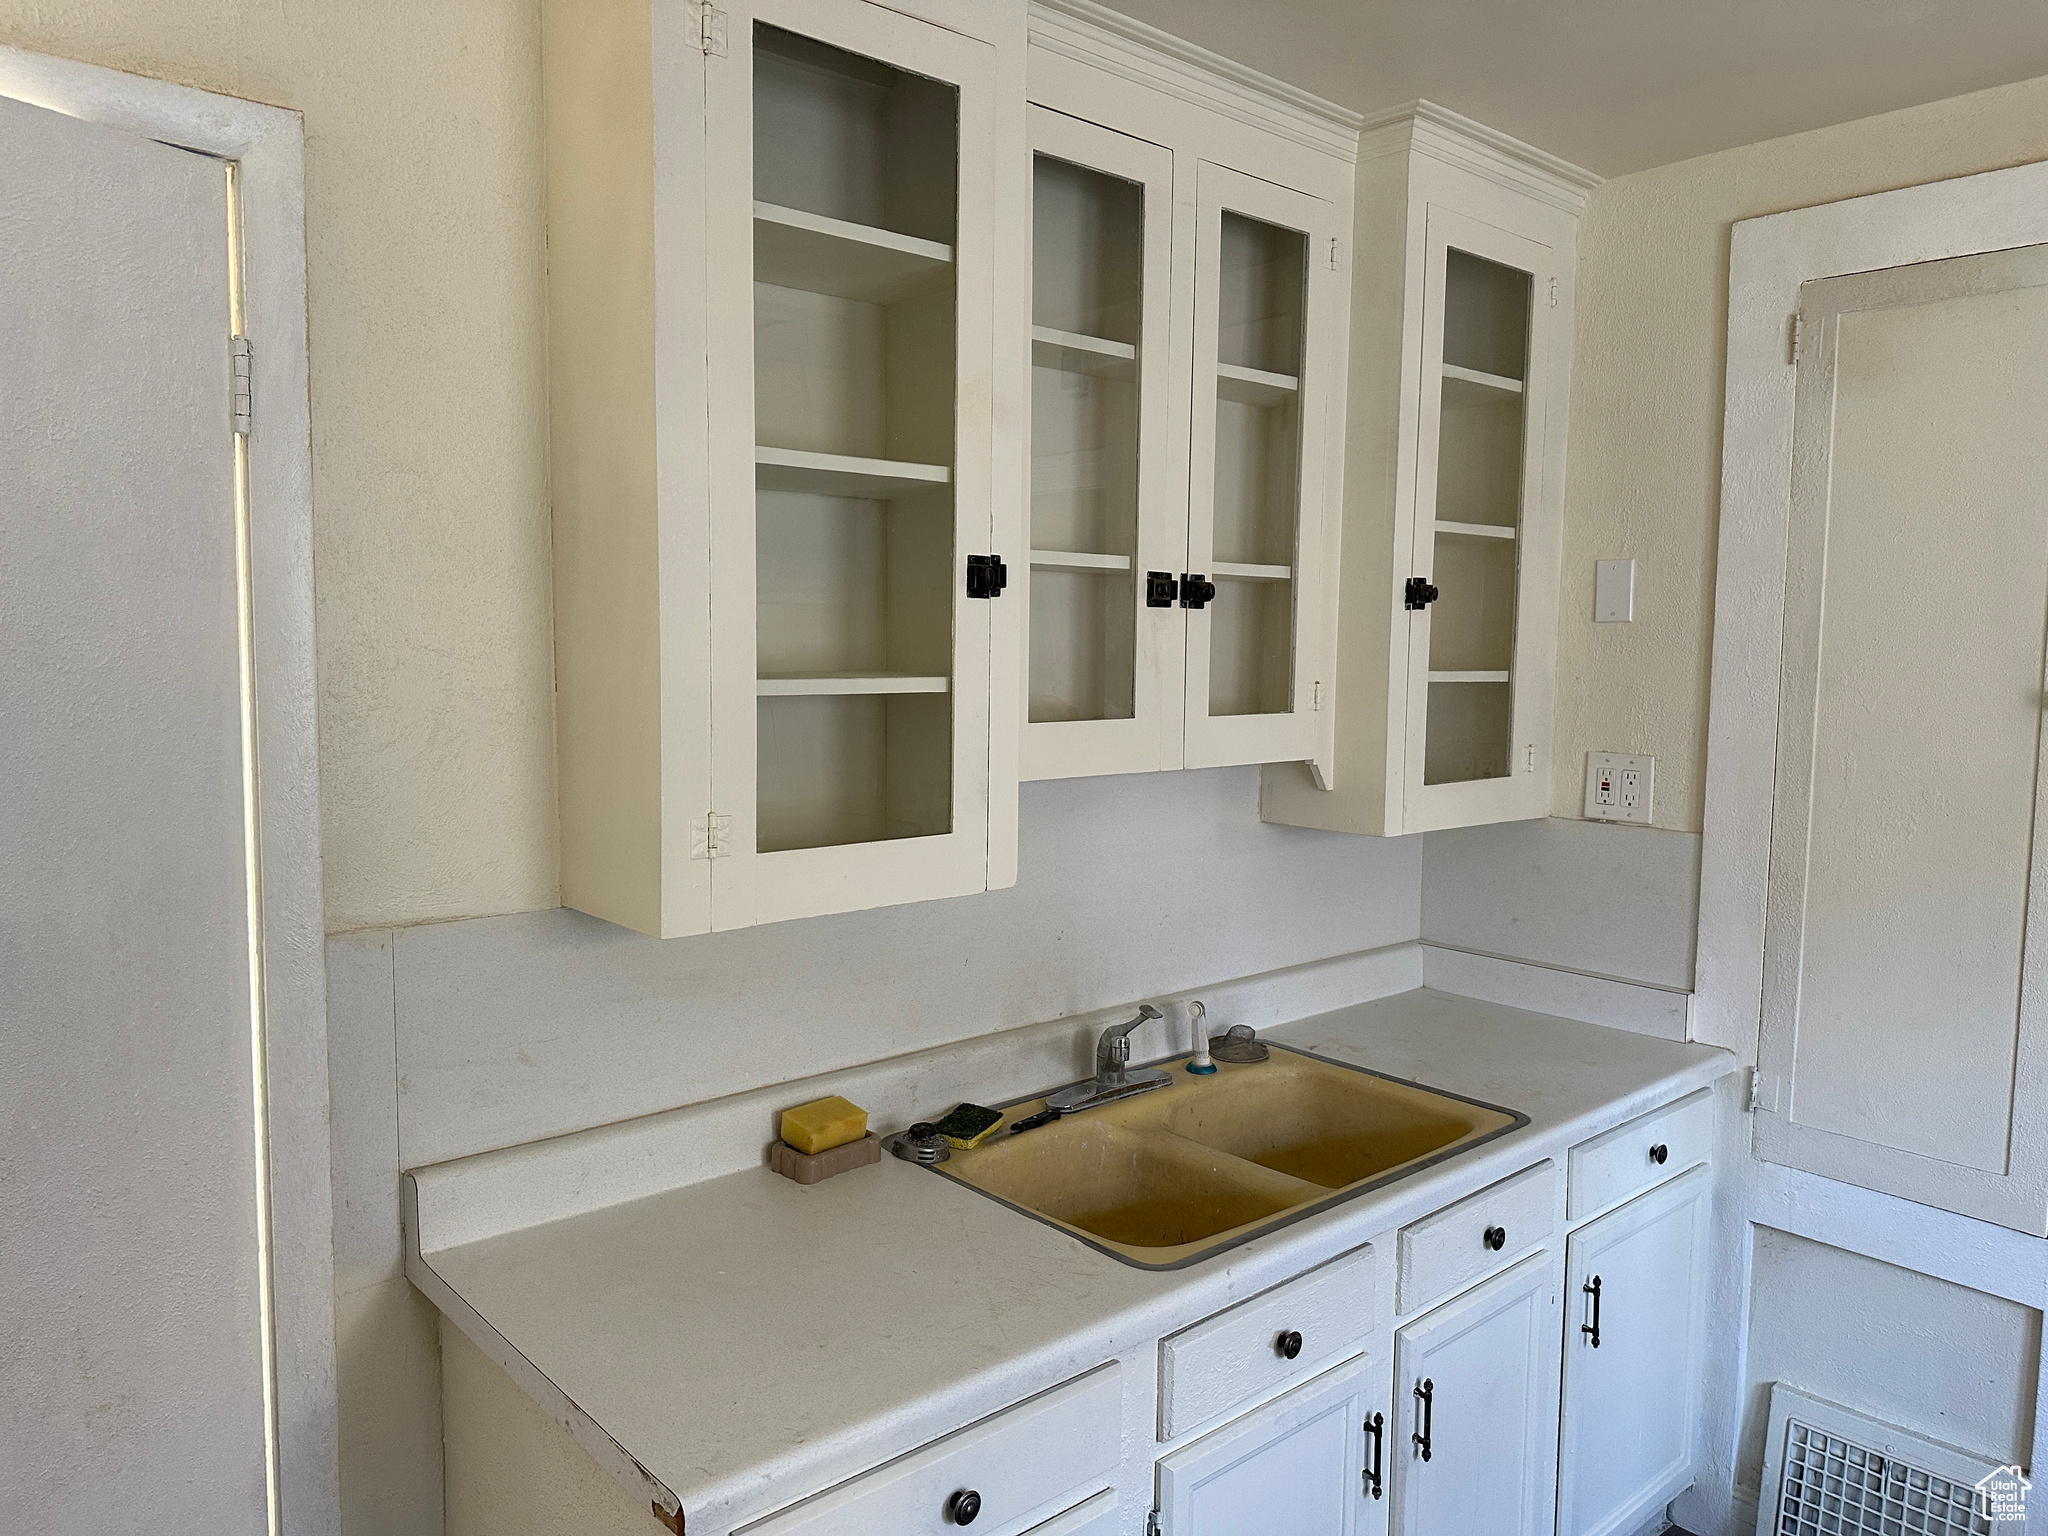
780 1095 868 1157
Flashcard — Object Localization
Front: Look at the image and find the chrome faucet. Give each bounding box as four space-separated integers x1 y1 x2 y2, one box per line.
1045 1004 1174 1113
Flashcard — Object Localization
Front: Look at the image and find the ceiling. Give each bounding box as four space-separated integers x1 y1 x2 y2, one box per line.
1105 0 2048 177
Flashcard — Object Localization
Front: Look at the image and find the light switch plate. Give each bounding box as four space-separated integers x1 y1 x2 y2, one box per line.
1594 559 1636 623
1585 752 1654 823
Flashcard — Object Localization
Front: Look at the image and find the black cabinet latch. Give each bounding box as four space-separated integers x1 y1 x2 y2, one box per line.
966 554 1008 599
1146 570 1179 608
1404 576 1440 611
1180 573 1217 610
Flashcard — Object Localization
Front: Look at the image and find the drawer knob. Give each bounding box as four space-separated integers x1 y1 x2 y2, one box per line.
948 1489 982 1525
1275 1329 1303 1360
1483 1224 1506 1251
1650 1143 1669 1165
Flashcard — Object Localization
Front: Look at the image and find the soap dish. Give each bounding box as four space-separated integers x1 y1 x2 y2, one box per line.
769 1131 881 1185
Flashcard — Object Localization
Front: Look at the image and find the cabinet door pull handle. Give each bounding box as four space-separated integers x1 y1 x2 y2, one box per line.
1582 1274 1603 1348
1412 1377 1433 1461
1364 1410 1385 1498
1650 1142 1669 1164
1275 1329 1303 1360
1483 1224 1506 1251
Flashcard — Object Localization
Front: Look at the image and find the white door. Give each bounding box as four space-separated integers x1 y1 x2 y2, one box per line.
0 94 272 1529
1556 1168 1711 1536
1401 207 1560 833
1156 1353 1375 1536
1756 243 2048 1232
704 0 1004 929
1182 160 1341 772
1021 105 1185 781
1391 1252 1563 1536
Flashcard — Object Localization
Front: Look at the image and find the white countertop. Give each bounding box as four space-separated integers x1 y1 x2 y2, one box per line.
409 987 1734 1533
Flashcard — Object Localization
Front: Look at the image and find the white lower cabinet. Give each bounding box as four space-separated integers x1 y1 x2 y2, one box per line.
1556 1167 1711 1536
1155 1354 1376 1536
1390 1252 1563 1536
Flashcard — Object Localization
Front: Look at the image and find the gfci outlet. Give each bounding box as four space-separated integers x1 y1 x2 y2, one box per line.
1584 752 1654 824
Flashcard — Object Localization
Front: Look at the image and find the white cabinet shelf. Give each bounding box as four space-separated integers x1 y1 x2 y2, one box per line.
754 446 951 499
1441 362 1524 401
1030 325 1136 376
1030 549 1133 573
753 201 954 304
755 674 950 697
1215 361 1300 406
1428 670 1511 684
1212 561 1292 582
1434 520 1516 541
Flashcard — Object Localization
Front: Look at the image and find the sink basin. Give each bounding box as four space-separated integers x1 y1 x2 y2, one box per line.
925 1045 1524 1269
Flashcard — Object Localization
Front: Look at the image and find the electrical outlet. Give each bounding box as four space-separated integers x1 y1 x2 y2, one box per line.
1584 752 1654 824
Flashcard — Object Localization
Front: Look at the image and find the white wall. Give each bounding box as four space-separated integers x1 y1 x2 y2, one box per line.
1549 69 2048 831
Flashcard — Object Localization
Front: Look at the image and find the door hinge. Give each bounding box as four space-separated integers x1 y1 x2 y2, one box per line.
1146 1510 1162 1536
1746 1067 1783 1114
1789 312 1804 365
691 1 729 55
1548 275 1559 309
1328 237 1343 272
966 554 1008 599
1312 679 1324 711
691 811 733 860
230 335 253 438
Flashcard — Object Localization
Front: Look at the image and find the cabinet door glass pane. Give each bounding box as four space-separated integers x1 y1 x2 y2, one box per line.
1028 155 1142 724
751 24 959 851
1208 212 1305 717
1425 248 1530 784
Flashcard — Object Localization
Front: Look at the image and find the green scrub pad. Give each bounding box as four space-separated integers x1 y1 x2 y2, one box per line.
932 1102 1004 1149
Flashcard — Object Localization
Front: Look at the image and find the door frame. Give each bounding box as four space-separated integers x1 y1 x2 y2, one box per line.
1697 154 2048 1067
0 45 334 1535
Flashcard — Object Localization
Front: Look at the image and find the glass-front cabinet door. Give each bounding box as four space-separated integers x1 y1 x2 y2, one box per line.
1022 107 1180 780
1183 161 1342 770
706 0 1001 928
1402 207 1559 827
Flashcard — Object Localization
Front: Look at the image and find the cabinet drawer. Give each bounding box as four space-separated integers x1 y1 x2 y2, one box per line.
1026 1490 1117 1536
739 1365 1120 1536
1397 1162 1557 1314
1568 1089 1713 1220
1158 1244 1374 1439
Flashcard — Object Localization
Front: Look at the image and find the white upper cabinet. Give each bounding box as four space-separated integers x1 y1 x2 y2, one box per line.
546 0 1027 937
1262 105 1596 835
1022 3 1358 781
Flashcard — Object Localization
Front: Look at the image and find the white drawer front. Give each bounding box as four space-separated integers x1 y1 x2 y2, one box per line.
739 1365 1121 1536
1158 1244 1374 1439
1568 1089 1714 1220
1397 1161 1558 1314
1025 1490 1118 1536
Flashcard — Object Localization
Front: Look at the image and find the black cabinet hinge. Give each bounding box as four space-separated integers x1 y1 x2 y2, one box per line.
1404 576 1440 611
1146 570 1179 608
1180 573 1216 610
966 554 1008 599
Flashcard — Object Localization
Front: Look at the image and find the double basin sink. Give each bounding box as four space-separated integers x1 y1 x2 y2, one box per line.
920 1045 1525 1270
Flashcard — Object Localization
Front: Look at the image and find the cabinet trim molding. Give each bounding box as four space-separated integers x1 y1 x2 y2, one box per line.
1028 0 1362 159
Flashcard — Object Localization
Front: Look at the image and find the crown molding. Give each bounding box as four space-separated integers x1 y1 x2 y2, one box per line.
1029 0 1362 162
1357 99 1601 215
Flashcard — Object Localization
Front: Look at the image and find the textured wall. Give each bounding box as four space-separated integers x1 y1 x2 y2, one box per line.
1553 71 2048 831
0 0 558 931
